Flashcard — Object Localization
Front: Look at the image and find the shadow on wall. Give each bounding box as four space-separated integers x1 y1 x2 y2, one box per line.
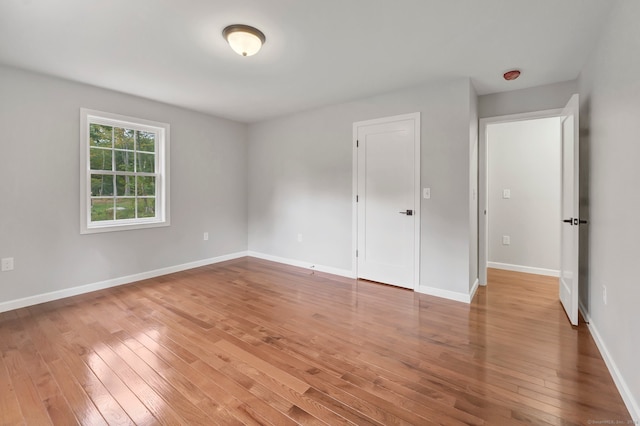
578 95 591 317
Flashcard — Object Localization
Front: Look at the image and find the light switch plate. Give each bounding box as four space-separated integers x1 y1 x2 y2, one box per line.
423 188 431 199
503 189 511 199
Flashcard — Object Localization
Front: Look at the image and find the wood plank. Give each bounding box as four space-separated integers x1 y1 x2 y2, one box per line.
105 301 300 425
215 339 310 394
0 345 24 425
2 348 52 425
47 357 107 426
49 301 158 425
19 316 83 425
91 341 186 426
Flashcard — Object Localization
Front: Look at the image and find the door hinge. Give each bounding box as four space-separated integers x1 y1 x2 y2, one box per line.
356 195 359 202
356 140 359 148
356 250 358 258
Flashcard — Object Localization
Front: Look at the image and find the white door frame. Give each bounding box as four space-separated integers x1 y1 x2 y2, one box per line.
352 112 421 289
479 108 562 285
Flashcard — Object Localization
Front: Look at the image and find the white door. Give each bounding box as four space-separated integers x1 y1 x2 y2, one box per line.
559 94 580 325
355 113 420 289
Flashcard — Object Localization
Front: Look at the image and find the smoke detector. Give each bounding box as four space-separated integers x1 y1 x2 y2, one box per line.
503 70 521 81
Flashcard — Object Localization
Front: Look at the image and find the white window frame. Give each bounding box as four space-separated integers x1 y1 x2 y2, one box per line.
80 108 170 234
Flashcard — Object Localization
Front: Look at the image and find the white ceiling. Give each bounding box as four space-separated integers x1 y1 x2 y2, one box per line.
0 0 615 123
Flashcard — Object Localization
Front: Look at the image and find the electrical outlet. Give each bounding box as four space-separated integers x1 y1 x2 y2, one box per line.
503 189 511 199
297 233 303 243
203 232 209 241
502 235 510 245
603 285 607 305
1 257 14 272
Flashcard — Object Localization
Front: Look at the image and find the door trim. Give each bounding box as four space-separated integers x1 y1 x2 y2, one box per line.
478 108 562 286
352 112 421 289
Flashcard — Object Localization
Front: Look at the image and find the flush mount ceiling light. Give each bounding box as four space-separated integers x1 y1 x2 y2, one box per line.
222 24 266 57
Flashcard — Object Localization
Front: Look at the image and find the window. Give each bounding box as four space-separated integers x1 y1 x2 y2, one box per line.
80 109 169 233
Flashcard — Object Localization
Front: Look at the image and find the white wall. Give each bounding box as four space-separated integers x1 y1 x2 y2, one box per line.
487 118 561 275
578 0 640 419
479 80 577 118
0 65 248 309
248 78 476 299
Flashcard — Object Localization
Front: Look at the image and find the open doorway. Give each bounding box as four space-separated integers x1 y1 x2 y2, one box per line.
479 96 582 326
479 109 564 286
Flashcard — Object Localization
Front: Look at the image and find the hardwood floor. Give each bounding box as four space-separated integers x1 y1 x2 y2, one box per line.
0 259 631 425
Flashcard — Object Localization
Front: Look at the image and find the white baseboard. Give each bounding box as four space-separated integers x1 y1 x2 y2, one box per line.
247 251 355 278
415 284 473 304
0 251 352 314
248 252 478 305
579 304 640 422
0 251 248 314
469 278 479 302
487 261 559 277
